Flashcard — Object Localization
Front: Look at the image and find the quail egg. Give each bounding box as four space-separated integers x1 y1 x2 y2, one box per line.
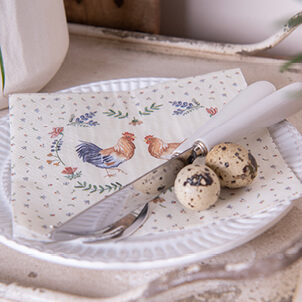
174 164 221 211
205 142 257 188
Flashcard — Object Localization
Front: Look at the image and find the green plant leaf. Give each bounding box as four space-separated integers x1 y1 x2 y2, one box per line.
280 53 302 72
0 45 5 92
280 12 302 73
287 13 302 29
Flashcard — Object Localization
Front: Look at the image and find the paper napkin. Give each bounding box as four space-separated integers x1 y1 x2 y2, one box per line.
9 69 302 240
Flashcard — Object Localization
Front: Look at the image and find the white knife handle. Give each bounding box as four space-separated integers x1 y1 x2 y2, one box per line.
174 81 276 155
198 82 302 153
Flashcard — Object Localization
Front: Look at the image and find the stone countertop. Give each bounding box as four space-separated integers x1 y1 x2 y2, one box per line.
0 24 301 301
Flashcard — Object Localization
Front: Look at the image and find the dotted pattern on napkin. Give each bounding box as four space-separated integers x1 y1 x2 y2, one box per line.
9 69 302 240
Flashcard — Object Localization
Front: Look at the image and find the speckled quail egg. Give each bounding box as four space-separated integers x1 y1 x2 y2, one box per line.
205 142 257 188
174 164 221 211
133 158 185 195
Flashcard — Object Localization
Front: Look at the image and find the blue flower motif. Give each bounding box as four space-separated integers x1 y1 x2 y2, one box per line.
169 98 203 116
181 102 188 108
68 111 99 127
173 109 184 115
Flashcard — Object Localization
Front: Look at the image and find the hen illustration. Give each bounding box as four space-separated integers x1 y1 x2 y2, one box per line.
76 132 136 177
144 135 184 160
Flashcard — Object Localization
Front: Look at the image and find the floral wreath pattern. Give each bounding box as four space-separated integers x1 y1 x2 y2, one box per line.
46 123 125 193
46 96 220 193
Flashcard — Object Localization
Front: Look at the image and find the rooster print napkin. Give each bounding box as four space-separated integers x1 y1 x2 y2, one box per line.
9 69 302 240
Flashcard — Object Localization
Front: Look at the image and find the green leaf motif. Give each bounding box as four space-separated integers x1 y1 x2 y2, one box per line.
0 45 5 92
139 103 163 116
104 103 162 119
90 185 98 193
64 171 82 180
75 181 87 188
103 109 128 119
75 181 123 194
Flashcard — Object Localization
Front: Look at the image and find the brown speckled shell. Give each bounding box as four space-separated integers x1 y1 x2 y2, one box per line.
205 142 257 188
174 164 221 211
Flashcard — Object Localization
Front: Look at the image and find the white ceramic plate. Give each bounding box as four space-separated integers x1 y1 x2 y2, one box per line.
0 78 301 270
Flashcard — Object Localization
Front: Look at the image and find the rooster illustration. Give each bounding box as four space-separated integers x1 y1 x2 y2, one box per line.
76 132 136 177
144 135 184 160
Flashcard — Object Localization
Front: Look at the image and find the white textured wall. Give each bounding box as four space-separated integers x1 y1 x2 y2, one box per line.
160 0 302 57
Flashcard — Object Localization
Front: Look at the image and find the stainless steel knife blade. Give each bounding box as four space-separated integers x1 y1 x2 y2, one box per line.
49 81 302 241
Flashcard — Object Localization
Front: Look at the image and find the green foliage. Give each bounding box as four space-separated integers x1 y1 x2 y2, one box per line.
287 12 302 29
281 12 302 72
0 45 5 91
280 53 302 72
